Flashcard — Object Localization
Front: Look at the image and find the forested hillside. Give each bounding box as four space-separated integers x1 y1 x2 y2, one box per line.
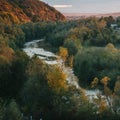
0 0 65 24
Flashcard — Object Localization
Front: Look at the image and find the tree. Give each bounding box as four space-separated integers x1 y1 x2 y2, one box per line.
0 99 5 120
100 77 113 112
3 100 22 120
91 77 99 88
112 77 120 114
67 55 74 67
10 51 29 98
59 47 68 63
47 65 67 93
64 39 80 56
21 56 53 117
114 77 120 96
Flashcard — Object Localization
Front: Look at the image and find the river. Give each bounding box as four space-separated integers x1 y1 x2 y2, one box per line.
23 39 101 99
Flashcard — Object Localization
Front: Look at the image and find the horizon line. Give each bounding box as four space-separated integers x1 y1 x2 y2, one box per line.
63 12 120 16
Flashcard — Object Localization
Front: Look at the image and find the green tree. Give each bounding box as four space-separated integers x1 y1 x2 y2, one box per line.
114 77 120 95
21 57 54 116
64 39 80 56
74 46 120 88
3 100 22 120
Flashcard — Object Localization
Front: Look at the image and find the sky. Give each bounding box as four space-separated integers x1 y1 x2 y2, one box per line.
41 0 120 13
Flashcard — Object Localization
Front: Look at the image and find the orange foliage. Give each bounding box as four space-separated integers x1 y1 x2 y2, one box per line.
101 76 110 86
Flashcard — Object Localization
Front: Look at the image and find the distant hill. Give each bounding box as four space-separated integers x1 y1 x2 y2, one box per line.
64 12 120 20
0 0 65 24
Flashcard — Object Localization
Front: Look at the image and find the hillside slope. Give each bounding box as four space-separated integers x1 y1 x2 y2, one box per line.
0 0 65 24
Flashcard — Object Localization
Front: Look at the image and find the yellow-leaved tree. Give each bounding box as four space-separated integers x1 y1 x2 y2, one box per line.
47 65 67 93
91 77 99 88
59 47 68 63
100 76 113 112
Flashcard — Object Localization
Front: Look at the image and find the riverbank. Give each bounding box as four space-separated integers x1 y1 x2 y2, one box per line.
23 39 102 98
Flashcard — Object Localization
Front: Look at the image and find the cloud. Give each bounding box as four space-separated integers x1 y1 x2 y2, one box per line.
53 5 72 8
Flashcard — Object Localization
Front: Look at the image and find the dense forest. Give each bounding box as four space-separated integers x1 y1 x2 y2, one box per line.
0 14 120 120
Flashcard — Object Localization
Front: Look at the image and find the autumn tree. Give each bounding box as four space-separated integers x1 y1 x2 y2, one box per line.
100 76 113 112
21 56 68 118
59 47 68 63
47 65 67 93
91 77 99 88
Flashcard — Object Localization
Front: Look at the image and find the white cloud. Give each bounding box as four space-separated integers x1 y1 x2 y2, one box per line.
53 5 72 8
